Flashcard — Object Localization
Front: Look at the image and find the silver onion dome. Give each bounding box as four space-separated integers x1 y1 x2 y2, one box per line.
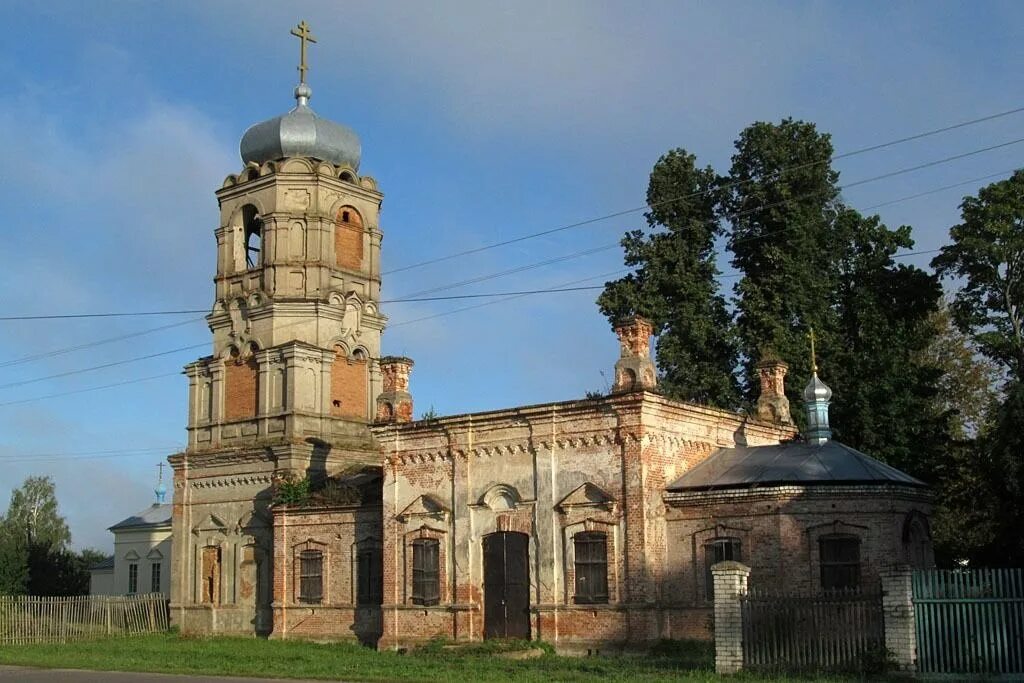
239 84 361 170
802 371 833 403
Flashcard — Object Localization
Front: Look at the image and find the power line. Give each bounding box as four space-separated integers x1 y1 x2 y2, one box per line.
389 268 631 328
381 106 1024 276
394 154 1020 300
381 284 608 303
0 445 179 460
2 160 1017 324
0 317 207 369
396 244 621 299
0 309 206 321
0 371 181 408
0 344 206 390
0 248 949 408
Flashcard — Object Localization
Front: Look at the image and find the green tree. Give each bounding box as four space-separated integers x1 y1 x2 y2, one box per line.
598 149 740 407
723 118 842 406
4 476 71 550
932 169 1024 381
0 518 28 595
825 208 946 477
922 303 1001 440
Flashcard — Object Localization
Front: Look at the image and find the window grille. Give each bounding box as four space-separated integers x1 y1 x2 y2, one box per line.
412 538 440 606
299 550 323 604
128 563 138 594
150 563 161 593
574 532 609 604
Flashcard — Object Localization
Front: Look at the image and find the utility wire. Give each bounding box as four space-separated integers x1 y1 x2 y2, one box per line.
2 157 1019 323
0 309 206 321
382 106 1024 276
0 317 207 369
0 371 181 408
0 344 207 390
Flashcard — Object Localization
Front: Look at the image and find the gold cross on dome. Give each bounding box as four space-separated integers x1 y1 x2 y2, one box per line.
290 20 317 84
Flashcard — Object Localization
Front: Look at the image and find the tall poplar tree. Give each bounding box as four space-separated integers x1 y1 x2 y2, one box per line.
723 119 842 408
598 149 740 407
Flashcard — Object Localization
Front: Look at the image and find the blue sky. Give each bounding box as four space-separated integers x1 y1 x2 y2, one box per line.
0 1 1021 550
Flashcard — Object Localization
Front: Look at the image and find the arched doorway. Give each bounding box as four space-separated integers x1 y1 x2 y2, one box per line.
482 531 530 639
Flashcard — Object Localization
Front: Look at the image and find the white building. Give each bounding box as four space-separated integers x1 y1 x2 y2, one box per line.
90 475 172 596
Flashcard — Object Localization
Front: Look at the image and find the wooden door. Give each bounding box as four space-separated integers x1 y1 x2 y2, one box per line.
483 532 530 639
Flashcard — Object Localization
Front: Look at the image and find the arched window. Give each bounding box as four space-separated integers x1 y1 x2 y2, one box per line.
903 515 932 569
412 538 440 606
704 537 741 601
574 531 608 604
243 205 263 268
819 534 860 590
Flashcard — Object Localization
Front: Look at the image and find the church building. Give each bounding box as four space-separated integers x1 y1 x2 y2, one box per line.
169 24 933 651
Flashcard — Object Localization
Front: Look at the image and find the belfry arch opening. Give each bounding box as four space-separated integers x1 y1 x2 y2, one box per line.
243 205 263 268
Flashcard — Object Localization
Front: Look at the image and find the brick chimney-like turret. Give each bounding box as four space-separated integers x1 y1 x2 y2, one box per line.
755 356 792 425
611 316 657 393
376 356 414 423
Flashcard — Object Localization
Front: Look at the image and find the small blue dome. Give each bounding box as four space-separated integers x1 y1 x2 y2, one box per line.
240 84 361 170
154 481 167 505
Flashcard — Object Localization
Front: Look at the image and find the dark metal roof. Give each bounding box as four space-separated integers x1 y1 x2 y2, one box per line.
108 503 172 531
90 555 114 571
666 440 926 492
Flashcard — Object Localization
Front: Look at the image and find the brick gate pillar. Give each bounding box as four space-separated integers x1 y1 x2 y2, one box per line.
711 560 750 674
880 563 916 671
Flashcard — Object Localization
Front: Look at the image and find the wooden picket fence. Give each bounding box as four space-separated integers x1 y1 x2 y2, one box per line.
0 593 169 644
741 587 885 672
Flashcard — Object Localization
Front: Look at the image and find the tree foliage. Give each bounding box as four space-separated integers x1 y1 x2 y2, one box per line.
0 519 28 595
598 149 740 407
933 169 1024 381
929 172 1024 565
0 476 98 595
602 119 947 480
724 118 842 406
5 476 71 550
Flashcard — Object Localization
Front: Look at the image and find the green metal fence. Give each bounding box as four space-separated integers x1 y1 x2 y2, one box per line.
912 568 1024 675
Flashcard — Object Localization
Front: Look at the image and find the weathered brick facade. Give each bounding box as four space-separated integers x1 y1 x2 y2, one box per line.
169 79 934 652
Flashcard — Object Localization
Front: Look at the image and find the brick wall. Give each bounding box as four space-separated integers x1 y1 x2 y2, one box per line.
224 357 258 420
331 353 368 420
271 504 382 643
664 486 933 601
335 207 363 272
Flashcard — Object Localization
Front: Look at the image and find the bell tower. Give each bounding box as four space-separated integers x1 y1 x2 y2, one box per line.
170 22 386 635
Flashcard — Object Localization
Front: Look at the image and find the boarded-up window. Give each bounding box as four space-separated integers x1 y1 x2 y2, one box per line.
201 546 221 604
331 350 367 420
412 539 440 606
224 356 259 420
335 207 364 271
574 532 608 604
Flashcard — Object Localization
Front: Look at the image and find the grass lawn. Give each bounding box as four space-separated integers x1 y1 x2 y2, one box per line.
0 633 886 682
